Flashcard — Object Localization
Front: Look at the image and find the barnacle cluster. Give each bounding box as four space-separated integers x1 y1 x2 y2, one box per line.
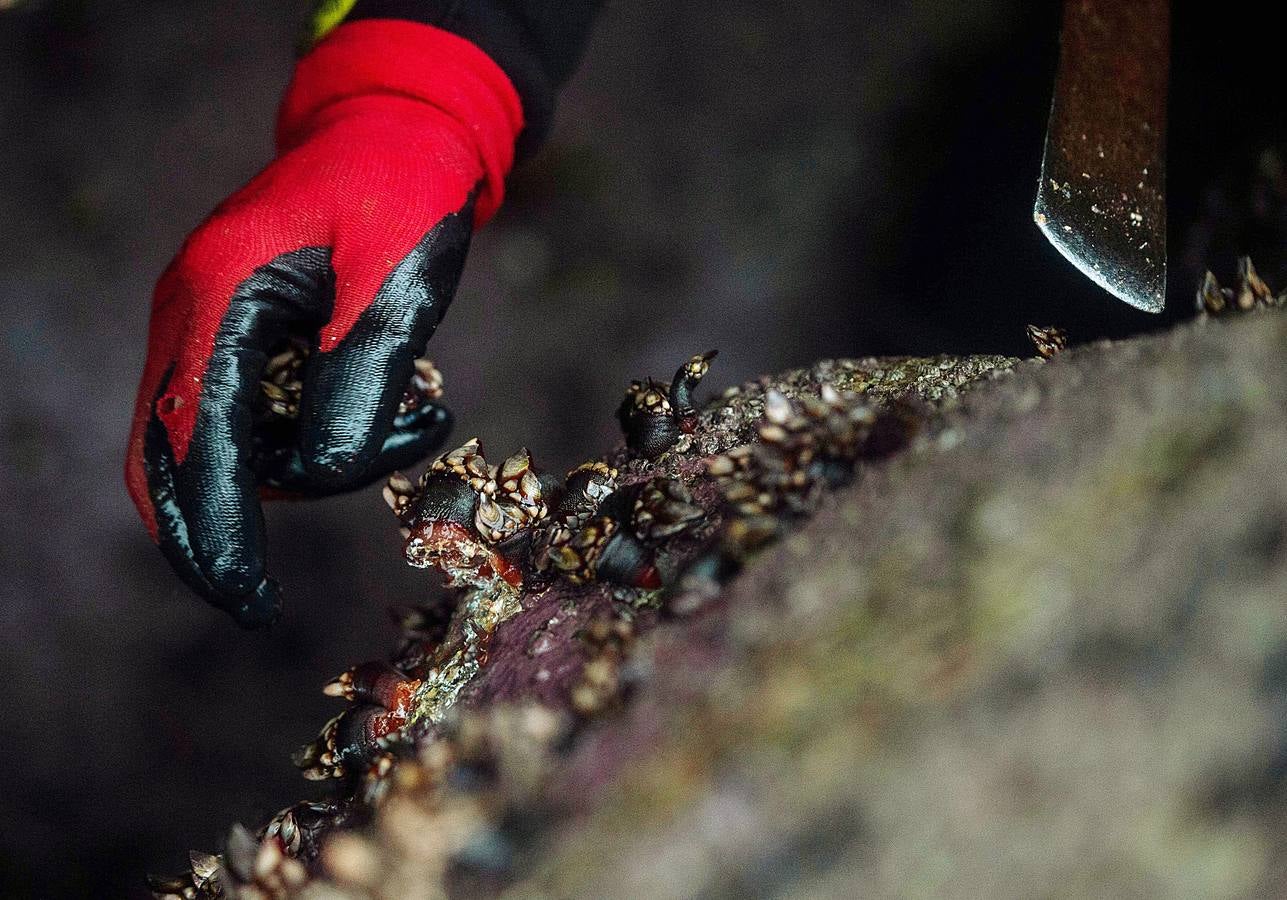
1028 255 1287 363
385 442 705 594
257 338 444 422
617 350 717 458
153 706 566 899
570 616 639 718
669 383 914 616
251 340 448 492
295 661 422 781
155 350 940 898
268 355 716 818
149 585 537 895
294 576 523 785
1025 324 1069 359
148 825 307 900
711 386 880 517
1198 257 1287 316
384 440 547 590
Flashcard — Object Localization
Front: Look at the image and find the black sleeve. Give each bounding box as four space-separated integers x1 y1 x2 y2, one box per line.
343 0 605 156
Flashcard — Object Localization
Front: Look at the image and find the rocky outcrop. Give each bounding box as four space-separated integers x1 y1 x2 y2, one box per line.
157 311 1287 900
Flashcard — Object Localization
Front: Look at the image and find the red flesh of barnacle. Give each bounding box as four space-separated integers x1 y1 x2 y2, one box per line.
403 521 524 589
370 678 422 740
633 564 662 590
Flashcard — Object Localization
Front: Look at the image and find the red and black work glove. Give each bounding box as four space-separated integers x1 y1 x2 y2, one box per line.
126 20 523 627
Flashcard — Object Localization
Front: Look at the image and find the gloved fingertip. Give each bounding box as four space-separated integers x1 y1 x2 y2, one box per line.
226 577 283 630
300 441 381 485
368 406 454 476
393 401 452 434
199 544 267 599
253 403 452 497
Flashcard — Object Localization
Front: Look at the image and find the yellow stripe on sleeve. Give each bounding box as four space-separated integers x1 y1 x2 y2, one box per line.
307 0 361 46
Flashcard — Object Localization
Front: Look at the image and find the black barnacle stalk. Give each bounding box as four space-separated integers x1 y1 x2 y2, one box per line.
294 708 397 782
292 713 352 782
385 439 547 589
522 462 625 585
617 350 718 458
323 660 413 705
386 435 707 592
294 661 423 782
530 477 704 589
554 461 619 526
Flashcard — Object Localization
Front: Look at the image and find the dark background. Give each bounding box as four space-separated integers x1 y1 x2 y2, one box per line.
0 0 1277 896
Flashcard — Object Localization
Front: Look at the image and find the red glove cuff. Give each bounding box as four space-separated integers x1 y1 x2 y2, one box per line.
277 19 525 226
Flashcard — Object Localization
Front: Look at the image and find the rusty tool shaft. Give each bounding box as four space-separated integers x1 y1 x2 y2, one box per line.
1034 0 1170 312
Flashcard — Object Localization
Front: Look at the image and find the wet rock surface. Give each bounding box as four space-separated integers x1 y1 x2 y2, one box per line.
514 311 1287 899
161 310 1287 898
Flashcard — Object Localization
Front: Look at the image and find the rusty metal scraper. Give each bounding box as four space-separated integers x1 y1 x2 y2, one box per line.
1034 0 1170 312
